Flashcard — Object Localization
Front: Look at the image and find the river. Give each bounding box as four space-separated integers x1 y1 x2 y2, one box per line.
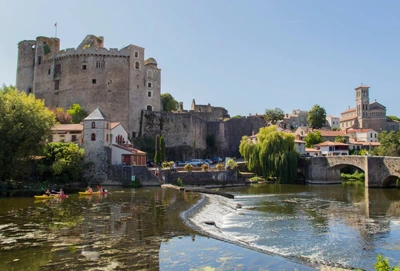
0 184 399 270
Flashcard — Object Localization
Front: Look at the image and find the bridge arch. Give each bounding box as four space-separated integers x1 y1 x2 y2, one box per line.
382 175 400 188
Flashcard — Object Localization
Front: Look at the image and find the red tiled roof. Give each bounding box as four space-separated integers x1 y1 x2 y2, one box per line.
354 85 369 89
314 141 349 147
52 124 83 131
341 107 356 114
305 148 321 153
316 130 348 137
346 128 373 133
112 144 146 154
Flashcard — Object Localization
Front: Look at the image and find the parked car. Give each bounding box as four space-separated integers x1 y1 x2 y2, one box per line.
204 159 213 165
146 160 155 167
211 157 222 163
188 159 205 166
175 161 187 166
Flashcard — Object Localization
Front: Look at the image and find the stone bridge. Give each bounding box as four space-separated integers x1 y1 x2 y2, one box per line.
299 156 400 187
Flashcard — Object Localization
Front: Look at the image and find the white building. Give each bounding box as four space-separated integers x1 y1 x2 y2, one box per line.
313 141 349 156
326 115 340 129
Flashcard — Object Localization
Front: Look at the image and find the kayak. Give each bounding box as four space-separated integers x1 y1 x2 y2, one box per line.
34 194 68 199
78 191 109 195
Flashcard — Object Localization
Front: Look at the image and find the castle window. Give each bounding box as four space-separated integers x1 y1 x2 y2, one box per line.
48 69 51 75
135 61 140 70
91 122 96 128
146 105 153 111
147 82 152 88
92 79 96 84
82 64 87 70
147 91 152 97
106 134 109 142
54 80 59 90
134 51 139 58
132 132 136 138
28 88 32 93
106 123 109 129
38 56 42 65
55 63 61 74
91 133 96 141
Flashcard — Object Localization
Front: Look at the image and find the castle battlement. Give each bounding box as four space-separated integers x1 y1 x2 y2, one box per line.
44 47 131 63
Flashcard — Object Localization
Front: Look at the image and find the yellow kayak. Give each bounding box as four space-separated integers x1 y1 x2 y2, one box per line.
78 191 108 195
34 195 56 199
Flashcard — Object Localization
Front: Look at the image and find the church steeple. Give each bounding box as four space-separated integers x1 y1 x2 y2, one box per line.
355 85 370 128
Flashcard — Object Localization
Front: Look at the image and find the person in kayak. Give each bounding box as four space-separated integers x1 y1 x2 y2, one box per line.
43 189 51 196
58 188 65 196
85 186 93 193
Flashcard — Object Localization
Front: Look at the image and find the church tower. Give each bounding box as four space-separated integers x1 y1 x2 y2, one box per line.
355 85 370 128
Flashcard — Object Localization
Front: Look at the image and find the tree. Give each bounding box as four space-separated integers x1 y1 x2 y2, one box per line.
67 104 88 124
335 135 346 143
0 86 56 180
160 136 166 162
154 134 161 165
373 130 400 157
51 107 72 124
264 108 285 124
239 125 299 184
308 105 327 129
161 93 179 112
37 142 85 182
304 130 323 148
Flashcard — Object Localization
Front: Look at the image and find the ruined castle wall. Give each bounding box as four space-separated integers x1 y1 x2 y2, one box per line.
141 111 208 150
16 40 36 93
207 117 267 157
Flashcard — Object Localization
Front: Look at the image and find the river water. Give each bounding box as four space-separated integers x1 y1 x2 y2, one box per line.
0 184 399 270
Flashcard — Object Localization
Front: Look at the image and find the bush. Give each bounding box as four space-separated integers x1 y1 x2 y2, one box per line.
131 177 141 188
215 163 225 171
226 158 238 170
373 254 400 271
201 164 209 171
176 177 185 187
162 161 170 168
184 163 193 171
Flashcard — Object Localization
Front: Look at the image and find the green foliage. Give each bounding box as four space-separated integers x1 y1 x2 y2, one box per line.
131 135 155 159
239 125 299 184
232 115 242 119
304 130 323 148
331 127 340 131
176 177 185 187
160 136 166 162
161 93 179 112
154 134 160 165
0 86 56 180
66 104 87 124
373 254 400 271
387 115 400 122
335 135 346 143
43 44 51 55
226 158 238 170
264 108 285 124
37 142 85 183
131 177 141 188
162 161 170 168
51 107 72 124
341 170 365 181
373 130 400 157
308 104 327 129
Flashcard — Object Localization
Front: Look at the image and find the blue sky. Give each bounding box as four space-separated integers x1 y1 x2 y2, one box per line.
1 0 400 117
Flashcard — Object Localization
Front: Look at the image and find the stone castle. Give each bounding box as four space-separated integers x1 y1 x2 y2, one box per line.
16 35 267 159
16 34 161 138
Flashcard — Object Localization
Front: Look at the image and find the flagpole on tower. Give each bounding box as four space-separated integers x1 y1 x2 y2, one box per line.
54 22 57 38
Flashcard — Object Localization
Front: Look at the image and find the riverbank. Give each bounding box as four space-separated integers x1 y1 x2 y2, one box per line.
181 189 353 271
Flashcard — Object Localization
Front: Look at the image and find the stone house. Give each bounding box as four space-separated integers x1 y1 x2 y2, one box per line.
313 141 349 156
325 115 340 129
51 124 83 143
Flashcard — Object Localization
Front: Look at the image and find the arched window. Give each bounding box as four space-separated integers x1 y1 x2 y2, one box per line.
106 134 109 142
146 105 153 111
91 122 95 128
91 133 96 141
135 61 140 70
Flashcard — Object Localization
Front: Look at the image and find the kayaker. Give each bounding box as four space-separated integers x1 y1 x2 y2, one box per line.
58 188 64 196
97 186 103 193
85 186 93 193
43 189 51 196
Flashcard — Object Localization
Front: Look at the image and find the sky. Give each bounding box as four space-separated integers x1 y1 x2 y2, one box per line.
1 0 400 118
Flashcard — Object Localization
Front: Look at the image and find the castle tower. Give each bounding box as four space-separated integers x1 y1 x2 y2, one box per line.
355 85 370 128
83 107 111 181
16 40 36 93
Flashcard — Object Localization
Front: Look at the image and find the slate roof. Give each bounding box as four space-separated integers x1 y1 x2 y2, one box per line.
84 107 107 120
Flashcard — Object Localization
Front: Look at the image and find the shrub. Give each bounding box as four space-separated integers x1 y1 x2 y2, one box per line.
131 177 141 188
184 163 193 171
162 161 170 168
201 164 209 171
373 254 400 271
226 158 238 170
176 177 185 187
215 163 225 171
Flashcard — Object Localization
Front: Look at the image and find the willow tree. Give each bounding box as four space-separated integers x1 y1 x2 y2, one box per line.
239 125 299 184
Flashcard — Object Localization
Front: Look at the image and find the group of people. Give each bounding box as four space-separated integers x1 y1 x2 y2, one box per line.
43 188 64 196
85 186 107 193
